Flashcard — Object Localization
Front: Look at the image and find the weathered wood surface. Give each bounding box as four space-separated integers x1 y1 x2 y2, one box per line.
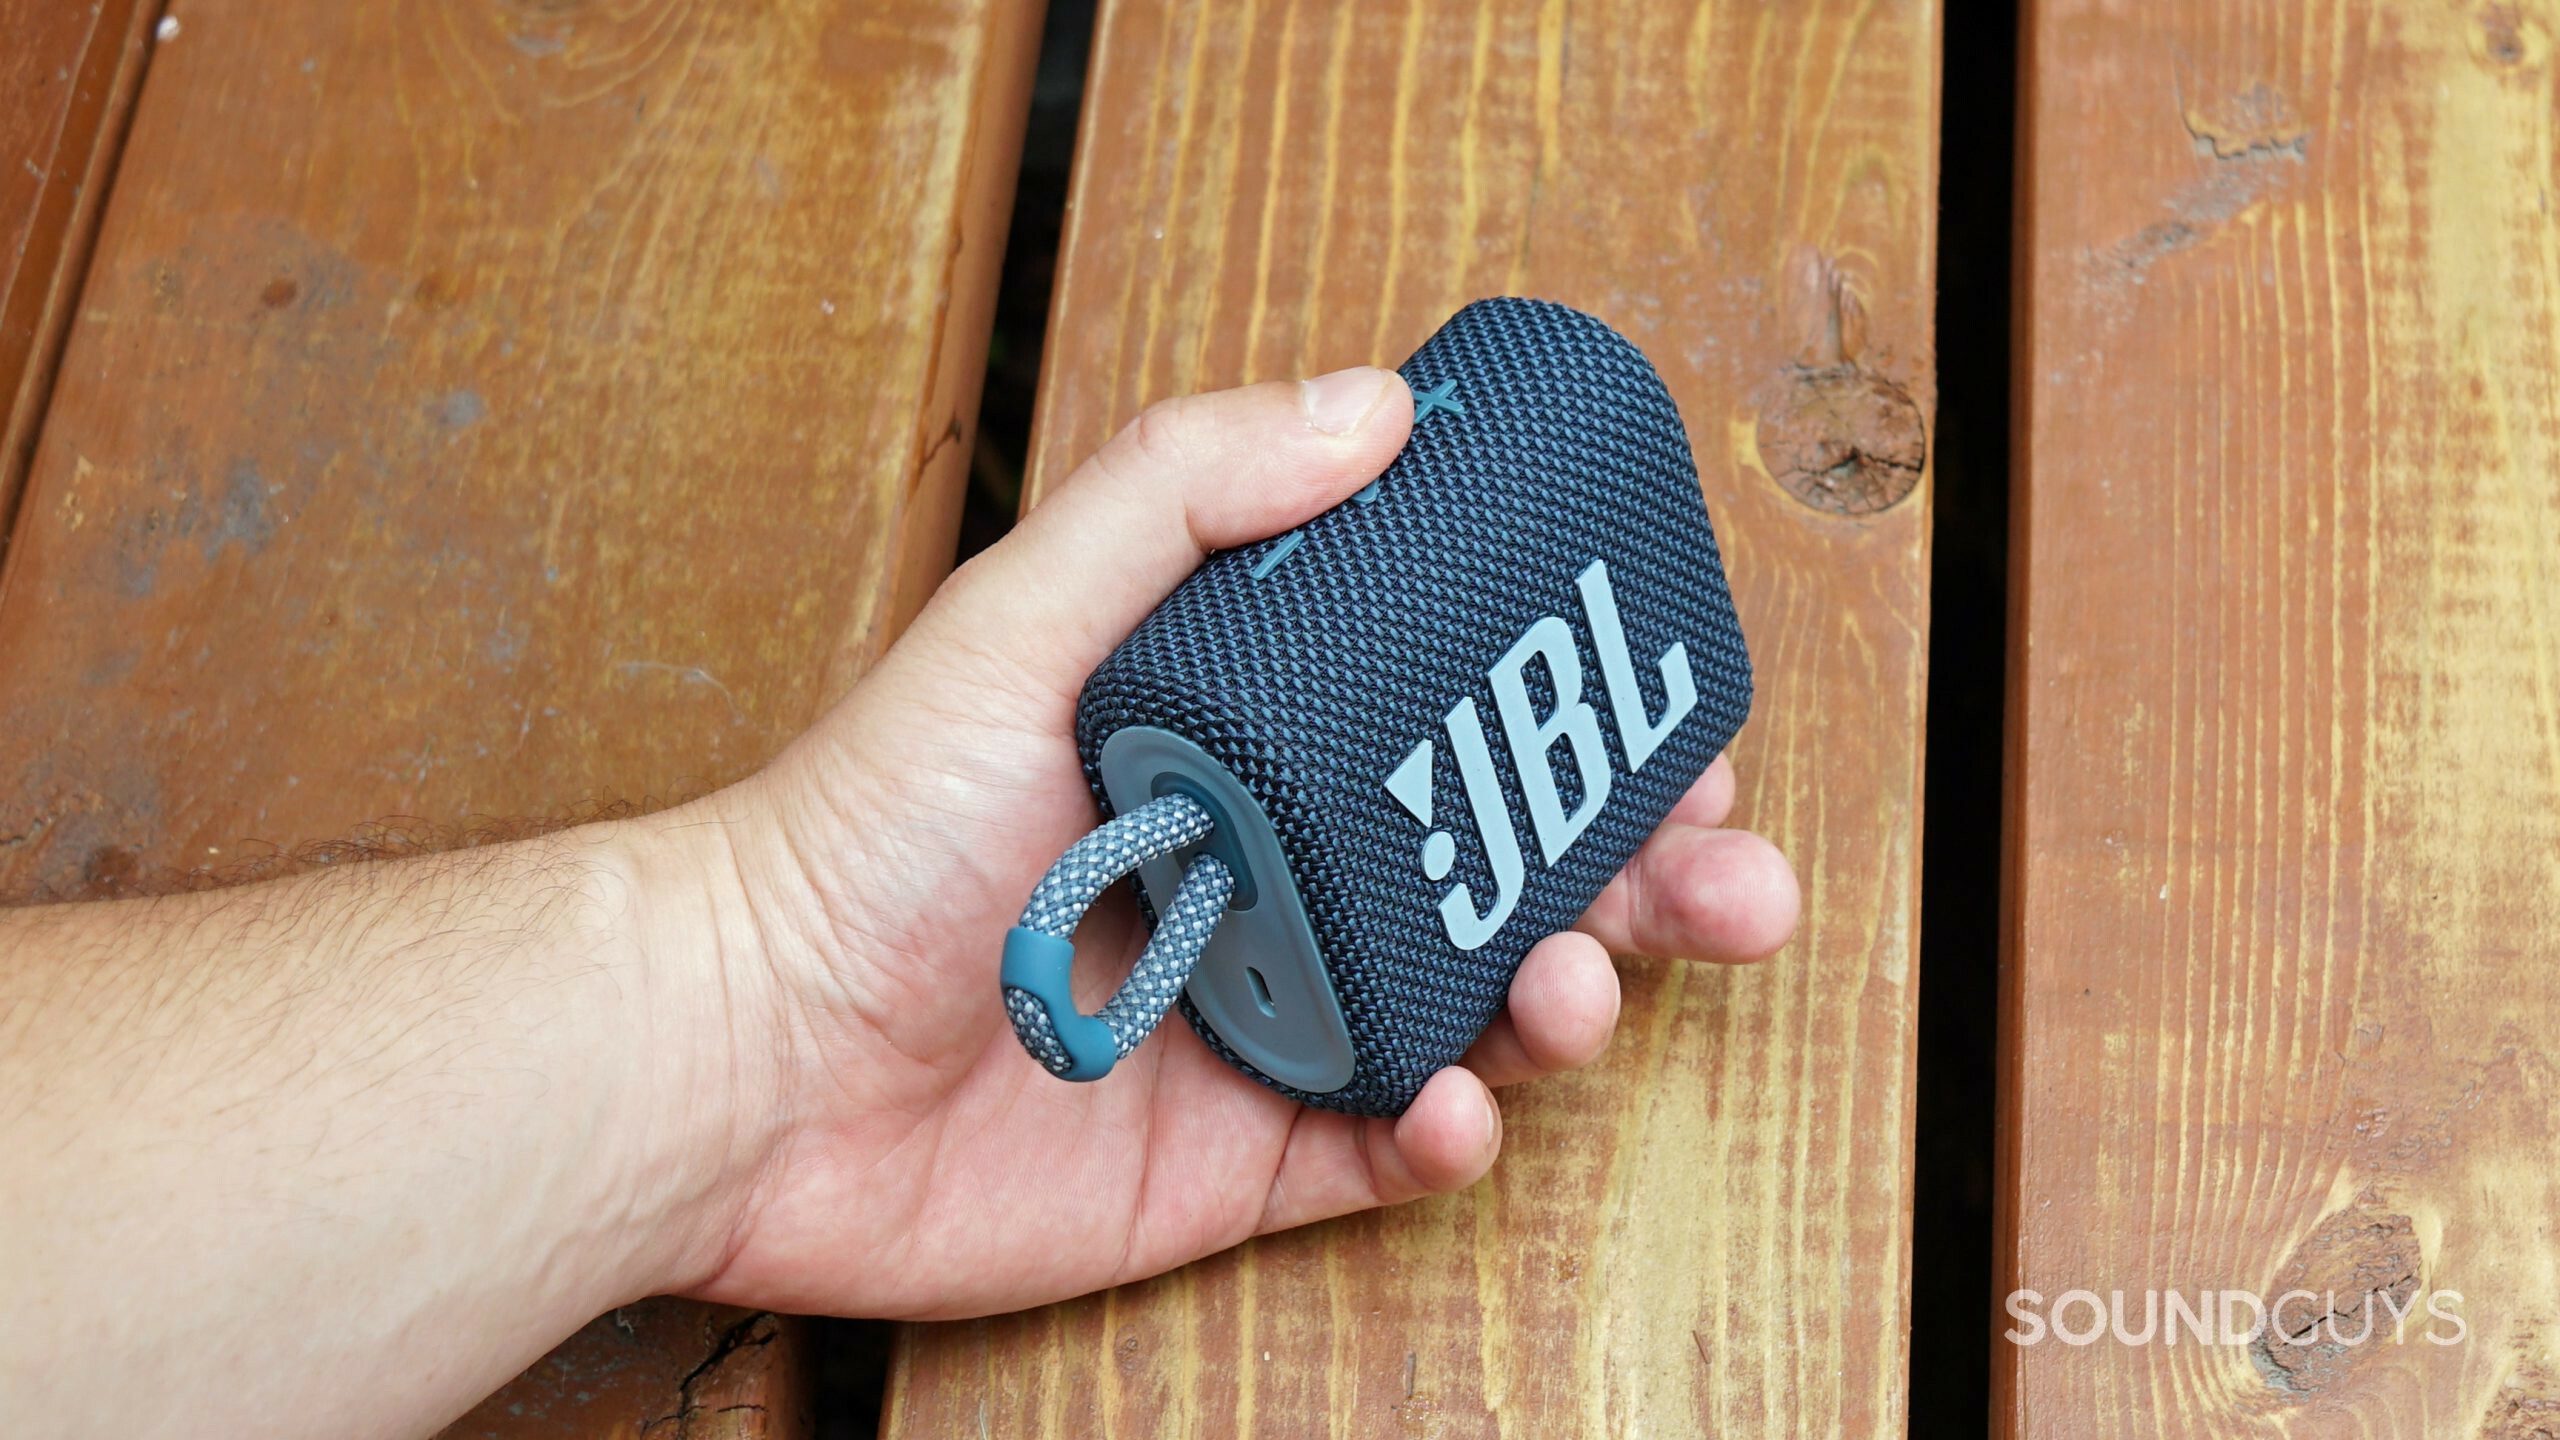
2004 2 2560 1434
886 0 1941 1433
0 0 156 532
438 1307 809 1440
0 0 1042 1430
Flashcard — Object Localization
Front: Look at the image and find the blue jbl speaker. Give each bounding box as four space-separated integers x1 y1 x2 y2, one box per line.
1001 297 1752 1117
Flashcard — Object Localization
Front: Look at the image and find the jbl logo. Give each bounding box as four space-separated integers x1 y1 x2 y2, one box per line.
1384 559 1699 951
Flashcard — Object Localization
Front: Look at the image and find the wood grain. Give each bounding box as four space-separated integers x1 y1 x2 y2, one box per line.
0 0 1042 1429
2005 2 2560 1433
437 1307 809 1440
886 0 1941 1433
0 0 157 536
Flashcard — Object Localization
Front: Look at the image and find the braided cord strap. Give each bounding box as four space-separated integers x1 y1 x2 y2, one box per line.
1002 793 1234 1081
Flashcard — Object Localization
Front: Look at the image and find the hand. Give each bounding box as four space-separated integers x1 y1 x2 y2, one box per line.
661 368 1801 1319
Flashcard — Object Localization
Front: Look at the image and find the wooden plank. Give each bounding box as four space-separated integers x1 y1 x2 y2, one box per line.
437 1307 809 1440
0 0 156 535
886 0 1941 1433
0 0 1041 890
2005 2 2560 1432
0 0 1042 1430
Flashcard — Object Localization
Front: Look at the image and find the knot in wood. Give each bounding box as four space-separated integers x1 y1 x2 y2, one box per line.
1758 366 1924 515
2251 1202 2422 1395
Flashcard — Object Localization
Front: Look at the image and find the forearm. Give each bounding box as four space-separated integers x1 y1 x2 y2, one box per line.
0 810 775 1439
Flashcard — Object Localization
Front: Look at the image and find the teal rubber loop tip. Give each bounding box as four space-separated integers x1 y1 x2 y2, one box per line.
1001 926 1118 1081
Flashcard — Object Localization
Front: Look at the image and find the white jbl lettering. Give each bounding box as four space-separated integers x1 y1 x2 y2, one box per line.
1489 615 1613 866
1578 559 1695 773
1391 556 1703 951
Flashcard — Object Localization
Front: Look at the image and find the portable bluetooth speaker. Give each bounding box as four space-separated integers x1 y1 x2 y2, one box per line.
1001 297 1753 1117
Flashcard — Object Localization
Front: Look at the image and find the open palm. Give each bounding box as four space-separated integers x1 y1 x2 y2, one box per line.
681 369 1799 1319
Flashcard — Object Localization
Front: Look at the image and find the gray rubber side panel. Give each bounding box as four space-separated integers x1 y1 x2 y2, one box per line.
1098 726 1357 1094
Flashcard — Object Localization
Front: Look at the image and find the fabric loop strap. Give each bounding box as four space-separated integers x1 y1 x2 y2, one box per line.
1002 793 1233 1081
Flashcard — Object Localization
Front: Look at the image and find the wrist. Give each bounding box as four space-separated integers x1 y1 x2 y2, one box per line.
590 796 796 1299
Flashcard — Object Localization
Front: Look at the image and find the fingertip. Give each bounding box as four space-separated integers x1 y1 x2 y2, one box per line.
1394 1068 1502 1193
1702 830 1800 963
1301 365 1411 437
1582 824 1805 963
1198 368 1409 547
1507 931 1621 1071
1070 369 1415 559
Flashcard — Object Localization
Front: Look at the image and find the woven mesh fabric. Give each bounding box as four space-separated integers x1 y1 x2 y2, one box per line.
1076 298 1753 1116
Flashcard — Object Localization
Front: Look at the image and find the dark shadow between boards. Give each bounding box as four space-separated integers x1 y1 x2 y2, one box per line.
1910 0 2017 1431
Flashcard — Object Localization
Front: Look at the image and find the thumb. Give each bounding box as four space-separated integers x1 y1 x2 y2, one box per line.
909 368 1413 701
